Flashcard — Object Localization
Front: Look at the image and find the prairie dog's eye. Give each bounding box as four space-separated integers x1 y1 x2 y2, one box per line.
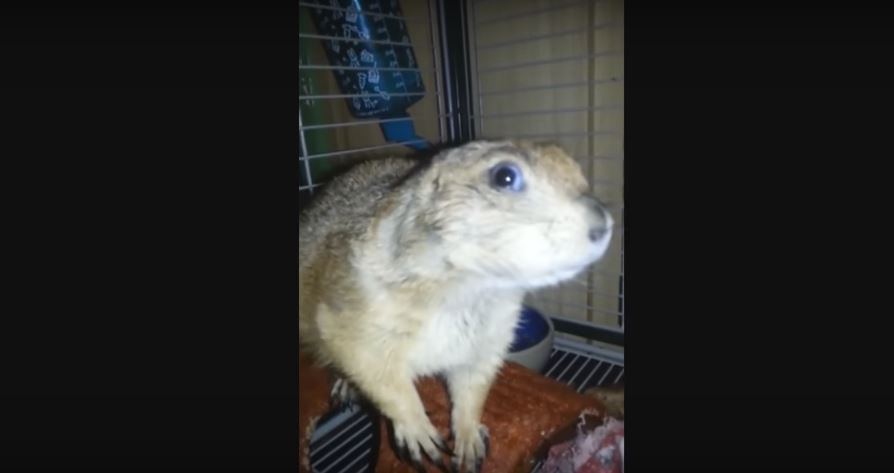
490 162 525 192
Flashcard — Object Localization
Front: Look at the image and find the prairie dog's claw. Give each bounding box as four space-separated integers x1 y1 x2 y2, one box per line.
452 424 489 473
393 419 449 470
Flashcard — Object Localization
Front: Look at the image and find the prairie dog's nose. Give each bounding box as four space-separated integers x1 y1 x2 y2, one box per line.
581 195 608 219
581 195 613 242
589 214 613 242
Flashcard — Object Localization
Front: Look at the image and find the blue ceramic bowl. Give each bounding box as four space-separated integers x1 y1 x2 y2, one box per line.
505 306 555 373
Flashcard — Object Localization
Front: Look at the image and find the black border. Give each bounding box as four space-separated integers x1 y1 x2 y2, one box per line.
625 3 894 470
2 6 298 469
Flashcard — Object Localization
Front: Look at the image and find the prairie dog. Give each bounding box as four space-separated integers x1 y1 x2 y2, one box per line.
299 140 613 472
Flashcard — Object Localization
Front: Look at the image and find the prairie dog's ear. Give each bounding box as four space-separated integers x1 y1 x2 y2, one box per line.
462 140 493 151
430 173 443 193
430 147 452 164
431 143 469 164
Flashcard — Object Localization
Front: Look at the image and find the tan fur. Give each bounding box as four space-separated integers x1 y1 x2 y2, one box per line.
299 140 613 471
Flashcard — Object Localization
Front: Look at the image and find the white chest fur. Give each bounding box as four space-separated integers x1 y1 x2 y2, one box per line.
406 290 521 376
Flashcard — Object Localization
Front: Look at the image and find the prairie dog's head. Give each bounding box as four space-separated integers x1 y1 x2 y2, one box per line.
406 140 614 288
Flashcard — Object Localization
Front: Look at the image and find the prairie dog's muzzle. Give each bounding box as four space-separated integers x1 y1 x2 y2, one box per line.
581 194 613 243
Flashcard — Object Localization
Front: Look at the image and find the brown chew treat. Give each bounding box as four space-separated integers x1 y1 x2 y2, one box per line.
583 383 624 420
299 353 605 473
299 350 335 473
376 361 605 473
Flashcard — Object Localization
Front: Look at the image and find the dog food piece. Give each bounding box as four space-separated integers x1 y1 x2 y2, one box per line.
583 384 624 419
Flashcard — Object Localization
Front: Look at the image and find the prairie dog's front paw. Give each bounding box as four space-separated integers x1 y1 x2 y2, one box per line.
392 417 451 471
452 423 489 473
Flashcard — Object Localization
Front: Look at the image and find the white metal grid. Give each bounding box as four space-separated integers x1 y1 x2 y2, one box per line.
299 0 448 200
467 0 625 337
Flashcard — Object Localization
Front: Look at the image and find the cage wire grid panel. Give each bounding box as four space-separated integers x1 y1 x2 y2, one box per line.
299 0 449 209
467 0 625 347
300 0 624 471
